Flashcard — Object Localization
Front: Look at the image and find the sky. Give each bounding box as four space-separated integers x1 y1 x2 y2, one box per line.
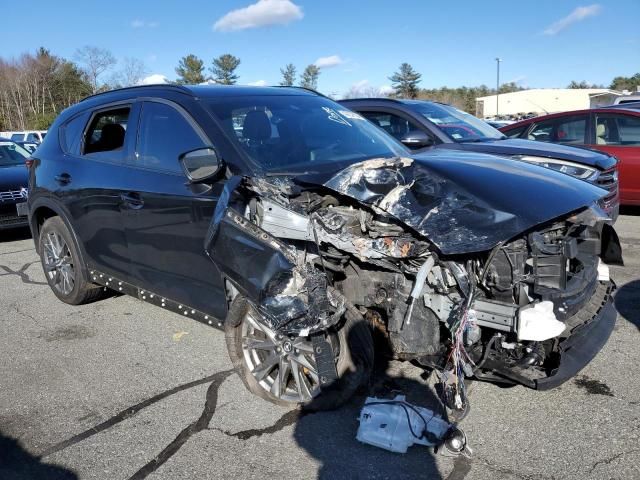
2 0 638 96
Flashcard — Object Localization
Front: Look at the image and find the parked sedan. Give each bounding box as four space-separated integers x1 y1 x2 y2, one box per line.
500 108 640 206
0 138 30 229
340 99 619 218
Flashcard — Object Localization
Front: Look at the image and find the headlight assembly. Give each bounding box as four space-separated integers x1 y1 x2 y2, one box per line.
513 155 599 181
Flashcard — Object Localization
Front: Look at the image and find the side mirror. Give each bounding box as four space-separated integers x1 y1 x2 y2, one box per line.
179 147 222 183
400 130 434 149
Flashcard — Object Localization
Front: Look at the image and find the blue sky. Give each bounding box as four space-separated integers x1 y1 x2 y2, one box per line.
2 1 638 96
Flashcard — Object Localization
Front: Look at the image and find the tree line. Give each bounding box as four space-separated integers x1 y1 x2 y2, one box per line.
1 46 638 131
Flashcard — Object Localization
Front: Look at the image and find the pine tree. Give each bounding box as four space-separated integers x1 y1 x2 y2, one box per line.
279 64 296 86
175 55 206 84
300 64 320 90
211 54 241 85
389 63 422 99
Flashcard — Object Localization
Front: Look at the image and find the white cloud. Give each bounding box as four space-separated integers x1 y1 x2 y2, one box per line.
542 4 602 35
314 55 345 69
247 79 268 86
131 20 159 28
213 0 303 32
138 74 169 85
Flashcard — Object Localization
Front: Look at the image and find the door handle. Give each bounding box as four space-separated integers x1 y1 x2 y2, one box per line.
54 173 71 185
120 192 144 209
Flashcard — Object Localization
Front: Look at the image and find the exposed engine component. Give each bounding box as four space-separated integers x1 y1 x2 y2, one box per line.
204 171 619 405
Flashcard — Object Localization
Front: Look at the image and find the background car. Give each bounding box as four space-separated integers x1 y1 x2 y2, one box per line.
340 98 620 218
500 107 640 206
14 141 39 153
0 137 30 229
1 130 47 144
613 95 640 106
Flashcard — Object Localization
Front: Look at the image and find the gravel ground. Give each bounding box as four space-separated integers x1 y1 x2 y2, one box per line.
1 212 639 480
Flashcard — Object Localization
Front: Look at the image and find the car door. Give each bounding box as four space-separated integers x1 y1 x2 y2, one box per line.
587 112 640 204
120 99 227 319
58 103 139 280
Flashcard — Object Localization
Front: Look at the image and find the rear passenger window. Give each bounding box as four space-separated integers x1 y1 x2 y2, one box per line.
136 102 207 174
595 113 640 146
61 113 89 155
84 107 130 154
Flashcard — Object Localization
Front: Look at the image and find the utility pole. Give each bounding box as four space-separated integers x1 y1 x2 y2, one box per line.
495 57 502 118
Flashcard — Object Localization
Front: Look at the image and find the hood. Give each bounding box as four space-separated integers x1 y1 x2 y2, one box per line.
436 138 616 170
0 164 28 192
290 150 607 255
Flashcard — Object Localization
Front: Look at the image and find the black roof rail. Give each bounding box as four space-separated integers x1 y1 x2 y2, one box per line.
80 84 193 102
340 97 403 102
272 85 330 99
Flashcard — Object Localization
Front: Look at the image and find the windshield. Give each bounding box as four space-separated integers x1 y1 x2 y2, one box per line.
409 102 505 142
0 141 30 166
207 95 406 171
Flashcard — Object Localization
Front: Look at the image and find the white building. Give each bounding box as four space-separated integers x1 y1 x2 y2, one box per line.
476 88 621 118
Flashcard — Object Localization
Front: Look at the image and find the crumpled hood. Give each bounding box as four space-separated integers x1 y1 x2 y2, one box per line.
292 150 607 254
437 138 616 170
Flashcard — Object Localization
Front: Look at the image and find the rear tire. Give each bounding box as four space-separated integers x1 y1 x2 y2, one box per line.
225 296 374 411
38 216 104 305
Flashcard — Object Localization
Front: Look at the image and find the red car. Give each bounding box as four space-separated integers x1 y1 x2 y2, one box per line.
500 108 640 205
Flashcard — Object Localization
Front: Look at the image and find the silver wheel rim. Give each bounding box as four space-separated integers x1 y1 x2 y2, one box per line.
241 310 326 403
43 231 75 296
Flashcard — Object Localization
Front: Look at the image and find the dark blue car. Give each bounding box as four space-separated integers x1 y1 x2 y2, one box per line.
0 138 30 230
340 98 619 220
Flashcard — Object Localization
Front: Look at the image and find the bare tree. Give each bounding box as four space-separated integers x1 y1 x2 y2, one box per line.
0 49 90 130
112 57 148 87
75 46 116 93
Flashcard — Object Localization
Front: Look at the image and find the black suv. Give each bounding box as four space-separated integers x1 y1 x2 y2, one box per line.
28 85 621 412
340 98 620 220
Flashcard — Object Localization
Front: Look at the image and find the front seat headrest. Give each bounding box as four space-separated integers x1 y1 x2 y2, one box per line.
242 111 271 143
99 123 126 151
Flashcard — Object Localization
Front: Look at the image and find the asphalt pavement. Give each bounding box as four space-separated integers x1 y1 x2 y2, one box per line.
1 212 639 480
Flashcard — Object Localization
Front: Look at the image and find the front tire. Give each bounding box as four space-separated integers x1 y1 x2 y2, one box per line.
225 296 373 410
38 216 104 305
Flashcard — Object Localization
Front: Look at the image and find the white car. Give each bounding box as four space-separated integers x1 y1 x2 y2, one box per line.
0 130 47 144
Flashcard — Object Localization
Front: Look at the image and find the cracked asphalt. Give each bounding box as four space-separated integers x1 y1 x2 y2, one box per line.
1 212 639 480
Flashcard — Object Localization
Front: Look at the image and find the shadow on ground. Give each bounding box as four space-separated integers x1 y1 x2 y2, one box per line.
0 226 31 243
0 430 77 480
292 324 457 480
614 280 640 330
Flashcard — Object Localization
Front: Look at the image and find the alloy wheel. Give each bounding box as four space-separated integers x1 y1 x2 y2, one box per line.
241 310 327 403
43 231 75 296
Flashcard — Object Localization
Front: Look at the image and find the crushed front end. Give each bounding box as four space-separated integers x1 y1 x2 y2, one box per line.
205 154 621 412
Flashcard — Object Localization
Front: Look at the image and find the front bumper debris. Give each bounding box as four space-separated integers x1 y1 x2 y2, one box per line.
535 285 616 390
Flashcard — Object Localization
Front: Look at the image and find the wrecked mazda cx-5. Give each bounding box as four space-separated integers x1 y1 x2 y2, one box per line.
28 85 622 412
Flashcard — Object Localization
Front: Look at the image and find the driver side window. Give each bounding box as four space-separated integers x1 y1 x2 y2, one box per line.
361 111 419 144
136 102 208 174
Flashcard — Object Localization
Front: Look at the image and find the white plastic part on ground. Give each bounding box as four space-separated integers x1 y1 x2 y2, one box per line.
598 258 610 282
517 300 566 341
356 395 451 454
